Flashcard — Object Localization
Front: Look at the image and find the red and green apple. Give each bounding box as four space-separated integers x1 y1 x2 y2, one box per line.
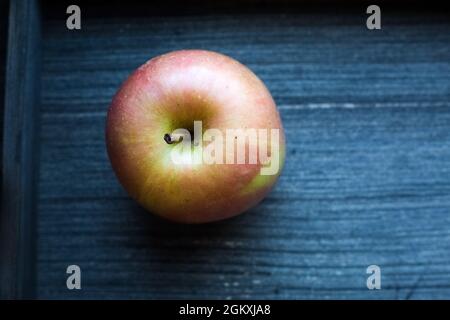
106 50 285 223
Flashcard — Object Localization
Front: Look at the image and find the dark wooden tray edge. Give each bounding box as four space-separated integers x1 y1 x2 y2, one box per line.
0 0 41 299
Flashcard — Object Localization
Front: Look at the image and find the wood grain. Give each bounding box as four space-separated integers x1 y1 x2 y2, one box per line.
36 5 450 299
0 0 9 181
0 0 40 299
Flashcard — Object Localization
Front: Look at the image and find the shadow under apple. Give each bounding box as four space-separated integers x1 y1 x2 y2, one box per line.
121 198 276 298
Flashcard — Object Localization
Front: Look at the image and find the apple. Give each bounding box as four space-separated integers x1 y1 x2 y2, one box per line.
106 50 285 223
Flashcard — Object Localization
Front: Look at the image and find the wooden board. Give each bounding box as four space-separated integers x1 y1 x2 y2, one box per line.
0 0 8 169
0 0 40 299
2 1 450 299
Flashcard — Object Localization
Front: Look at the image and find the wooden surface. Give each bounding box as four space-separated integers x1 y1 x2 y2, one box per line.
35 5 450 299
0 0 40 299
0 0 8 178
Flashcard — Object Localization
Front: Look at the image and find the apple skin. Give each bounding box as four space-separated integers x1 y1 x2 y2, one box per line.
106 50 285 223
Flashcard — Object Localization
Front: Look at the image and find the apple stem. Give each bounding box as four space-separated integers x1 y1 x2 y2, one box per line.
164 133 183 144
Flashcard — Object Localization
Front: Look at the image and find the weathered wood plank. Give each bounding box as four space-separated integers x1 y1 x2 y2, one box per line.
0 0 9 180
0 0 41 299
36 6 450 299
